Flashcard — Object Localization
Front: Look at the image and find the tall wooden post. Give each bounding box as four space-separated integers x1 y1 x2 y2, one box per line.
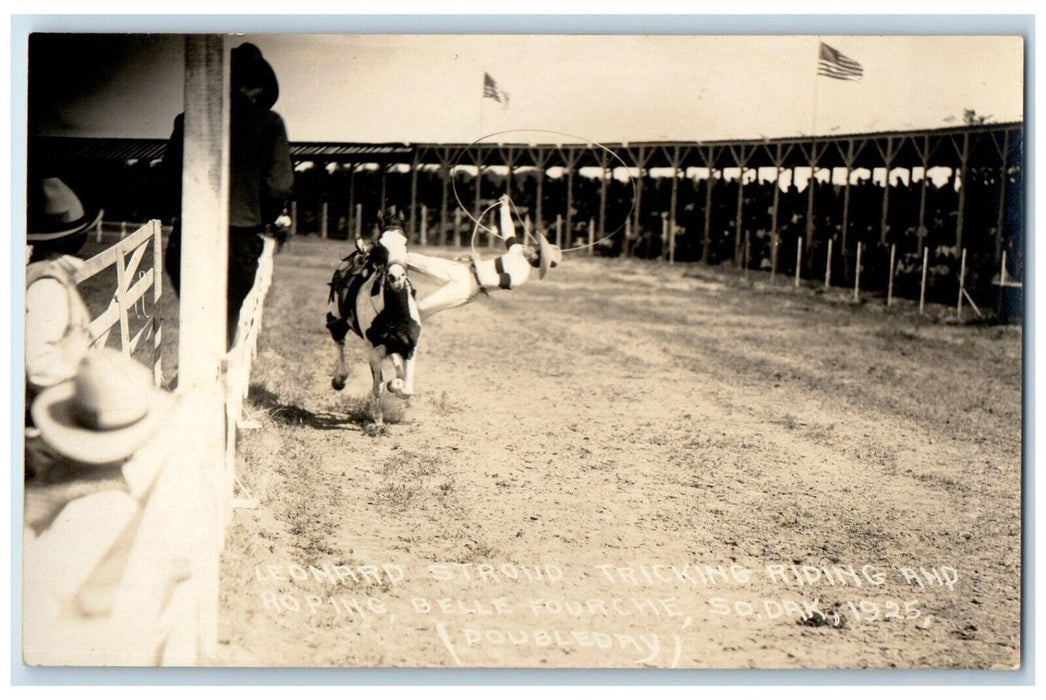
598 150 610 245
838 139 860 282
801 139 823 277
769 150 783 284
409 150 420 242
502 146 516 202
730 144 755 267
916 135 931 255
853 241 862 302
957 247 967 319
919 246 929 314
841 164 853 274
825 238 833 289
795 237 803 288
529 146 548 233
631 146 649 248
178 34 230 662
380 165 388 213
439 154 450 247
564 147 577 249
320 201 328 239
887 243 896 307
875 136 898 245
473 151 483 245
667 146 680 264
954 131 971 252
701 154 716 265
734 168 746 267
994 130 1011 267
347 164 356 241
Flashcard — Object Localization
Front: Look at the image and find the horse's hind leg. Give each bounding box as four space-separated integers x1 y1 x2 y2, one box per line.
369 346 386 424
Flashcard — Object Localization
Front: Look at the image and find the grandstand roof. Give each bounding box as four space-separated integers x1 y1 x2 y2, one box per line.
30 121 1023 172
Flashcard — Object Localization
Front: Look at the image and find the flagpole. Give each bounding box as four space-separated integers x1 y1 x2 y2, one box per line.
811 37 820 138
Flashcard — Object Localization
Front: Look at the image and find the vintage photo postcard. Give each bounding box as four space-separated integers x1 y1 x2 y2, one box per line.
18 31 1024 670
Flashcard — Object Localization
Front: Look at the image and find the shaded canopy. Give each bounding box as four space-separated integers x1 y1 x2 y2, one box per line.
32 121 1023 174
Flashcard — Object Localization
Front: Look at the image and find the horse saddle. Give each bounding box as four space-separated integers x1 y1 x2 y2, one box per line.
328 251 383 339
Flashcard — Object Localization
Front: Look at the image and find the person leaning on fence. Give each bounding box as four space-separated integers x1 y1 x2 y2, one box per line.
24 177 100 479
163 41 294 347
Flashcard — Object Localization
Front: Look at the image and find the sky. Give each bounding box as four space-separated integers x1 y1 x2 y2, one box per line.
26 33 1024 144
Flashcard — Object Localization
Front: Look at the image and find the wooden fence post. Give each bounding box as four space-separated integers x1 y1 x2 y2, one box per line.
420 204 428 246
825 238 833 289
957 247 967 319
589 217 596 256
853 241 862 302
152 221 164 386
770 233 779 285
919 245 929 315
555 214 563 249
887 243 896 307
794 237 802 288
744 230 751 282
178 34 231 661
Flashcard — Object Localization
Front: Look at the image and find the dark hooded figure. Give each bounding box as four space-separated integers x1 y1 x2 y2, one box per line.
163 42 294 347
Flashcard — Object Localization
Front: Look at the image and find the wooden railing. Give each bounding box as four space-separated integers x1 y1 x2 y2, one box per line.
74 219 164 385
24 229 280 666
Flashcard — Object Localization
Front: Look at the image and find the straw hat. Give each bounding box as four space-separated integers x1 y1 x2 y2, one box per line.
535 231 562 279
27 178 102 243
31 349 174 465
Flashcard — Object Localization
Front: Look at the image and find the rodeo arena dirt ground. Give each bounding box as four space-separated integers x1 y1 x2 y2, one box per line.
159 236 1023 670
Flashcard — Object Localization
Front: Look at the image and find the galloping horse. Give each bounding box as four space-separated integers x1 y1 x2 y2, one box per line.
326 220 421 424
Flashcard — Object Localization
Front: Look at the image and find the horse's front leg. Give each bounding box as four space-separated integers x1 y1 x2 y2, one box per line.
331 339 348 391
327 311 351 391
386 354 413 399
401 353 416 398
369 346 386 424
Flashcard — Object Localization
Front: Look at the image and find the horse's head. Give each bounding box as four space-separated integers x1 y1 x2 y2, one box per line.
385 261 408 292
366 224 410 293
377 228 409 267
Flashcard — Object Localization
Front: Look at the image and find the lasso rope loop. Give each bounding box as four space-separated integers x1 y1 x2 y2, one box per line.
450 129 639 256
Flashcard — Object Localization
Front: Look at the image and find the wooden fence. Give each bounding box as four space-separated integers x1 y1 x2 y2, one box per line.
24 228 279 665
74 219 164 385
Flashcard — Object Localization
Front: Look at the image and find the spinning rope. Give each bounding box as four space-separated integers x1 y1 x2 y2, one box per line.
450 129 639 259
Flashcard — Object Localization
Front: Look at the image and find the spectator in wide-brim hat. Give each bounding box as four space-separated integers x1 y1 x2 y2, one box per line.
25 177 101 397
31 348 175 468
25 348 174 535
25 176 102 480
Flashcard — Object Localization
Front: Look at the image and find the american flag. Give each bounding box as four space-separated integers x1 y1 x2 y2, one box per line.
817 42 863 81
483 72 509 105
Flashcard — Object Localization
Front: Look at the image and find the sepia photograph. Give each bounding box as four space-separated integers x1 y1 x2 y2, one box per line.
15 25 1025 671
